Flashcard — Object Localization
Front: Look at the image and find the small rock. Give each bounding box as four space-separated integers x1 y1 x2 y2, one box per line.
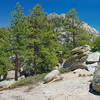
73 69 83 74
77 69 93 76
18 76 25 81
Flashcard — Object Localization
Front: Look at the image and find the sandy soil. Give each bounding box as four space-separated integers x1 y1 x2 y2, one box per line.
0 72 100 100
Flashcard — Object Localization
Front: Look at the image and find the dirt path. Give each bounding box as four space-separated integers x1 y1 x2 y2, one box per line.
0 72 100 100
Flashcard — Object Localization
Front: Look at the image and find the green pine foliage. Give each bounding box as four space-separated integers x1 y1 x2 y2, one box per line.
92 36 100 52
9 2 27 80
0 28 10 75
65 8 91 48
25 4 60 74
76 28 91 46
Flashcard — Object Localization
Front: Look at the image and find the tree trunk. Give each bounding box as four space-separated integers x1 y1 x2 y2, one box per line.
72 17 76 48
33 59 37 75
72 32 76 48
33 42 37 75
15 54 18 81
0 75 1 81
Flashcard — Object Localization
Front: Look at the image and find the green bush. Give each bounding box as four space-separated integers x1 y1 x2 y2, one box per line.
91 36 100 52
59 67 72 73
9 73 47 89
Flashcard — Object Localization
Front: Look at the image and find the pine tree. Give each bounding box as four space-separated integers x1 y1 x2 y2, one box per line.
64 8 91 48
25 4 60 74
65 8 82 48
0 27 10 80
76 28 91 46
9 2 26 81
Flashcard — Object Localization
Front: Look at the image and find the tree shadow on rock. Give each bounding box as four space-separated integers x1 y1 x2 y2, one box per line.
89 83 100 96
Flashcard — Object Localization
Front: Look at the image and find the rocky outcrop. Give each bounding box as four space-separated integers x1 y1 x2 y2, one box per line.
71 45 90 55
63 45 90 70
63 45 100 72
92 66 100 92
43 70 61 84
82 22 99 37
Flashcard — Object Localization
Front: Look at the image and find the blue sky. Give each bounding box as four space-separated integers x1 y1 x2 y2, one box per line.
0 0 100 31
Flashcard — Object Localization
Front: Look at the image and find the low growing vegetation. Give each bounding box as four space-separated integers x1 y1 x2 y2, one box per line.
9 73 47 89
59 67 72 74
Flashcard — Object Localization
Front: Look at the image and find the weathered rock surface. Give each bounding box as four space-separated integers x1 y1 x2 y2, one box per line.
63 45 90 70
0 76 25 88
92 66 100 92
0 72 100 100
43 70 60 83
83 52 100 71
64 45 100 72
86 52 100 63
83 62 98 71
71 45 91 56
7 70 20 80
0 80 16 88
82 22 100 37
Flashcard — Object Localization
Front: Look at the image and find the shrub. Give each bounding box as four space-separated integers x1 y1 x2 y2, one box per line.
78 74 82 77
9 73 47 89
59 67 72 73
92 36 100 52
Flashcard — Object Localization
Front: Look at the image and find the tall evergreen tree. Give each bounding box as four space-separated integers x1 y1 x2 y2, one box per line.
64 8 91 48
25 4 60 74
9 2 26 81
65 8 82 48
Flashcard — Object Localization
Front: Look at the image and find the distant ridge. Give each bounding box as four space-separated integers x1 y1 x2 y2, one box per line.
48 13 100 37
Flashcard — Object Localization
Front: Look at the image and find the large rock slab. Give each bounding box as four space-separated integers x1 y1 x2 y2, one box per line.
92 66 100 92
43 70 60 83
86 52 100 63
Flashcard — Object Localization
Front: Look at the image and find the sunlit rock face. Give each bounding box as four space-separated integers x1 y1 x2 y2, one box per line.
82 22 100 37
48 13 66 20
